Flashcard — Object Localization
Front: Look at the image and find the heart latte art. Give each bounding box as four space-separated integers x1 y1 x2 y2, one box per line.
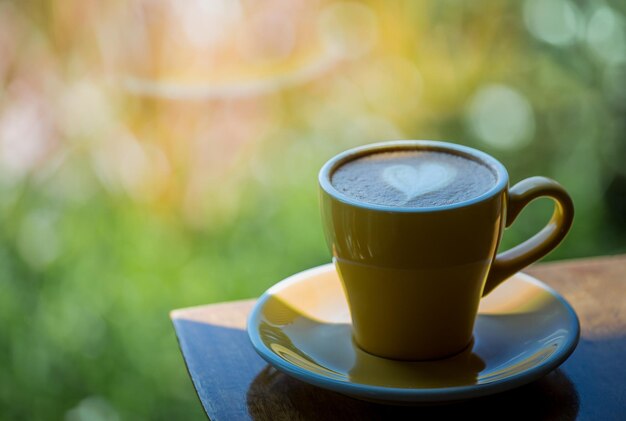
331 150 496 208
382 163 457 202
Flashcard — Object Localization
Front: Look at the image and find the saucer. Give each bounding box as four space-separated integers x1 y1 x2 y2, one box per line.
247 264 580 404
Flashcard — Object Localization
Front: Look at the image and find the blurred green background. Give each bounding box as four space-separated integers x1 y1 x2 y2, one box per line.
1 0 625 419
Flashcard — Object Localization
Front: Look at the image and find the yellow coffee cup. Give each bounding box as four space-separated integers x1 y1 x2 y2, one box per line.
319 140 574 360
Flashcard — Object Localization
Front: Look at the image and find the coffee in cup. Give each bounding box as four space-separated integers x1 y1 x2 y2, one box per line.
331 150 496 208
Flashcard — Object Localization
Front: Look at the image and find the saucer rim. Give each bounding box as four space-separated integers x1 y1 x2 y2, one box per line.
246 264 580 403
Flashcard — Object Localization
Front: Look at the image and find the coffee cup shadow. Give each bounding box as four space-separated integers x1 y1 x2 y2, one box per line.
246 365 578 421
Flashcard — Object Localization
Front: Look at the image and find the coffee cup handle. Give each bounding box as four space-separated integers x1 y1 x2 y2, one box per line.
482 176 574 296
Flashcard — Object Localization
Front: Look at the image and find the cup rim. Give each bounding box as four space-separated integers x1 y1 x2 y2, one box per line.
319 140 509 213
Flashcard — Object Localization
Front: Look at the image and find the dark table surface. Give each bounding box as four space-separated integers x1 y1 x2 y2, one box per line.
171 255 626 420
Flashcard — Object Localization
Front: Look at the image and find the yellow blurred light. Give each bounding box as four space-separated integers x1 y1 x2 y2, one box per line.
318 2 378 59
353 56 422 120
172 0 243 49
238 6 296 62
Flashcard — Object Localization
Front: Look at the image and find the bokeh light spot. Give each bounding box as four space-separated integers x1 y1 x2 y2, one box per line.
466 84 535 150
0 88 55 179
523 0 582 46
17 210 61 269
172 0 243 49
65 396 120 421
318 2 378 59
92 133 170 202
60 81 114 142
586 6 626 63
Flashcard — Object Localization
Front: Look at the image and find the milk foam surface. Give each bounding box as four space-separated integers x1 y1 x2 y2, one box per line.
331 150 496 208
